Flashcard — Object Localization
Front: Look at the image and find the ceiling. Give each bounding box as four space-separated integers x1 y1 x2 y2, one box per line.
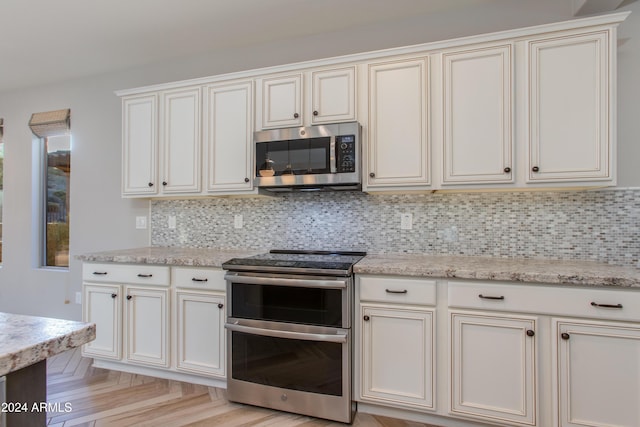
0 0 503 92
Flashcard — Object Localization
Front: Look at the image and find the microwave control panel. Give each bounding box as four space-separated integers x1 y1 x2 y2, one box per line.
336 135 356 173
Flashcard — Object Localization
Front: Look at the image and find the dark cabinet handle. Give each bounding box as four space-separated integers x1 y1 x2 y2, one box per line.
313 110 319 116
126 295 132 300
93 271 108 276
526 329 535 337
532 166 539 172
148 182 154 187
162 181 167 186
192 278 208 282
244 177 250 183
137 274 153 278
561 332 570 340
363 315 370 321
504 167 511 173
478 294 505 300
111 293 117 299
590 302 623 309
293 113 299 119
218 303 224 309
385 289 408 294
369 172 375 178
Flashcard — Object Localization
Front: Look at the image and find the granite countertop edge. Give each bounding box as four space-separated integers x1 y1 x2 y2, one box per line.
76 247 640 288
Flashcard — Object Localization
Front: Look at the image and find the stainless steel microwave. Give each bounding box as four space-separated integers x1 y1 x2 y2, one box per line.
254 122 361 192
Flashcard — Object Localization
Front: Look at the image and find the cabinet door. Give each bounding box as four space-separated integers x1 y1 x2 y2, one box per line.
176 291 226 377
204 81 253 192
361 304 435 410
82 284 122 360
367 58 429 188
125 286 169 368
311 67 356 124
555 319 640 427
160 87 202 193
122 94 158 195
450 311 537 426
526 31 611 182
442 44 513 184
260 74 303 129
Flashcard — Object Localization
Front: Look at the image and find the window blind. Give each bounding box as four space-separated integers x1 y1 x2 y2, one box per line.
28 109 70 138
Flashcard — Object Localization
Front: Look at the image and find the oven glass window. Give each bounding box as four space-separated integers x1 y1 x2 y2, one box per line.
231 283 343 327
231 331 343 396
256 137 331 176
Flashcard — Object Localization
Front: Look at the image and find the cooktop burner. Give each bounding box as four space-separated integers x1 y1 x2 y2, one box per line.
222 250 366 276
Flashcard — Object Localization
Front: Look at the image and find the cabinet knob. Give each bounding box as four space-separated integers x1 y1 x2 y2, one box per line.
111 293 117 299
244 177 250 183
363 315 370 321
293 113 299 119
313 110 319 116
561 332 570 340
532 166 540 172
526 329 535 337
218 303 224 309
504 167 511 173
126 295 132 300
369 172 375 178
162 181 168 186
148 182 154 187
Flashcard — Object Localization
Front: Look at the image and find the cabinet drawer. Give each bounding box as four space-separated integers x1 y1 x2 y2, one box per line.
448 281 640 322
359 275 436 306
172 267 226 291
83 263 170 286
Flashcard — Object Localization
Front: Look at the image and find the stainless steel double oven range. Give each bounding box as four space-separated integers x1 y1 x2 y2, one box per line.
222 250 365 424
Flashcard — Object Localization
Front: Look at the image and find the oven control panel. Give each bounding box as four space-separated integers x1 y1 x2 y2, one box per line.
336 135 356 173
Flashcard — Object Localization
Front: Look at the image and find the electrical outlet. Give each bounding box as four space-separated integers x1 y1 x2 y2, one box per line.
135 216 147 229
400 213 413 230
234 214 243 229
168 215 176 229
75 292 82 304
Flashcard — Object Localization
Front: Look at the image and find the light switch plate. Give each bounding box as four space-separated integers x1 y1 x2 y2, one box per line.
234 214 243 229
168 215 176 229
135 216 147 229
400 213 413 230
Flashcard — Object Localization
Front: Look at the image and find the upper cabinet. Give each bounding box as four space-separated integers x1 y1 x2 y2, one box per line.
256 66 356 129
365 58 430 190
122 94 158 196
526 30 612 183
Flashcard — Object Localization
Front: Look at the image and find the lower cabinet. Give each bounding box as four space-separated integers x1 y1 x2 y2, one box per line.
82 283 122 360
175 290 226 377
360 304 435 410
125 286 169 367
554 319 640 427
449 311 537 426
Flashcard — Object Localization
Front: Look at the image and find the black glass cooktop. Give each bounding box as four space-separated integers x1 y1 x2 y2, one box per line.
222 250 366 276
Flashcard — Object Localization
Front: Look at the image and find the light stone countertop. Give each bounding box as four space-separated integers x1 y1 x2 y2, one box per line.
354 253 640 288
0 312 96 376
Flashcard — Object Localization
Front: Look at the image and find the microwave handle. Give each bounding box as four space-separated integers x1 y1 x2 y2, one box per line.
330 135 337 173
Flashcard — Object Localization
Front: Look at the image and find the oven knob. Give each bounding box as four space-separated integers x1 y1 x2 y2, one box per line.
281 394 288 402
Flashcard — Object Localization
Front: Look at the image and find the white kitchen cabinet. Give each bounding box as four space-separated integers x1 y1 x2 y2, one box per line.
175 290 226 377
525 30 612 183
82 283 122 360
125 286 170 368
360 304 435 410
122 94 158 196
310 67 356 124
366 57 430 190
450 311 537 426
554 319 640 427
159 86 202 194
441 44 513 184
258 74 303 129
204 80 254 192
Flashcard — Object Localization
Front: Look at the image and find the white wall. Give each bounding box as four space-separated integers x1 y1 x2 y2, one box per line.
0 0 638 320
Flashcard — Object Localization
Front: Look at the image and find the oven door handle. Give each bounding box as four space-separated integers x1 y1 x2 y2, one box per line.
225 322 348 344
224 273 348 289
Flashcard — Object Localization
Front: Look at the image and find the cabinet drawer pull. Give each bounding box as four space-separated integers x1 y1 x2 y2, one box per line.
478 294 505 300
590 302 623 309
93 271 108 275
192 278 209 282
385 289 408 294
137 274 153 278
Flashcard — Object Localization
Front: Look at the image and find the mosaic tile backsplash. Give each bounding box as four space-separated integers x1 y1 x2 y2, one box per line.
151 189 640 267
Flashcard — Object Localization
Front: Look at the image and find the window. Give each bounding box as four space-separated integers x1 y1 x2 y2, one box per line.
0 118 4 264
29 109 71 268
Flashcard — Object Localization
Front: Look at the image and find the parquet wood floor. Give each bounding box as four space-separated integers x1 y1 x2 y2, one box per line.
45 348 442 427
